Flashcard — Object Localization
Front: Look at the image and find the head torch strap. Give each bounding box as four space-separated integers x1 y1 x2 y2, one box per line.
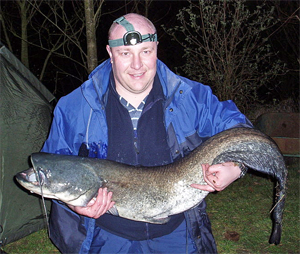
108 16 157 47
114 16 135 32
108 33 157 47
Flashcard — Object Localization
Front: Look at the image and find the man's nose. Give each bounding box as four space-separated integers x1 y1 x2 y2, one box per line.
131 54 143 69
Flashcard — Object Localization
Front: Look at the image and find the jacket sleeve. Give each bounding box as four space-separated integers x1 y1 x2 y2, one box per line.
164 76 252 159
187 78 252 136
41 84 92 155
168 77 252 141
41 104 73 155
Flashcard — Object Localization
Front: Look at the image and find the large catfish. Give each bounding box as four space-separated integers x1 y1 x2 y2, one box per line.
16 127 287 245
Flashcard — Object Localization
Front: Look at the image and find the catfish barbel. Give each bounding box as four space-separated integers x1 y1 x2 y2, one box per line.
15 127 287 245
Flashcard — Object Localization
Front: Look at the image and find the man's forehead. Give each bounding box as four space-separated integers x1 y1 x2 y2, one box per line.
115 44 156 51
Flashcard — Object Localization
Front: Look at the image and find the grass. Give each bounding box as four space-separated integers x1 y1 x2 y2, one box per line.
2 159 299 254
1 230 58 254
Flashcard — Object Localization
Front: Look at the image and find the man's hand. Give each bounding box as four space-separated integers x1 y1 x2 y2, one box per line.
68 188 115 219
191 162 241 192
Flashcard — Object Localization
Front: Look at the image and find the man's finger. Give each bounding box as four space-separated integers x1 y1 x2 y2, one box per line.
191 183 216 192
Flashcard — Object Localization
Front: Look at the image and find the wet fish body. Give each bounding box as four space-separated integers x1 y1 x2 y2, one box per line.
15 127 287 244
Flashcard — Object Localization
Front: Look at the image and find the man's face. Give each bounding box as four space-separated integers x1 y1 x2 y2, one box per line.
106 22 158 96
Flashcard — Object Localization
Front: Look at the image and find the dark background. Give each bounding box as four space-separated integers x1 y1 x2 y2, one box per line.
1 0 299 111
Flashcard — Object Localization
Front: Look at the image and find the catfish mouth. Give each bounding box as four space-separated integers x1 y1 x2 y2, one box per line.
16 167 47 186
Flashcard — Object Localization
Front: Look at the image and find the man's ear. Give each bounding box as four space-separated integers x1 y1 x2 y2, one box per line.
106 45 112 59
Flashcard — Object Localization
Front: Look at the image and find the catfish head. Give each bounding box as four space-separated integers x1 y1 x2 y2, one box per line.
15 152 102 206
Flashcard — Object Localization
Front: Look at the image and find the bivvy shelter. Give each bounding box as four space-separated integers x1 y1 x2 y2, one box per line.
0 42 55 246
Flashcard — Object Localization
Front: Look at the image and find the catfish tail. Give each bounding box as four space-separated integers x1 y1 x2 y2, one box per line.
211 127 287 245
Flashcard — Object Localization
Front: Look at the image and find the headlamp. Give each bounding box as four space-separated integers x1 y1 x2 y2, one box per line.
108 16 157 47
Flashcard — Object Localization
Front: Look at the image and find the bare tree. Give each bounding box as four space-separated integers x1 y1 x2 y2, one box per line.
0 6 13 52
1 0 110 81
130 0 154 17
163 0 287 113
0 0 41 68
84 0 99 73
1 0 145 97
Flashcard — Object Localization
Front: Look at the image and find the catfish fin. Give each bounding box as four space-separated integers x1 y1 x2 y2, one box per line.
147 216 170 224
107 205 119 216
212 151 278 176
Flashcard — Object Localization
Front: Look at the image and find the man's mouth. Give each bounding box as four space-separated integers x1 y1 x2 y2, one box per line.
130 73 144 78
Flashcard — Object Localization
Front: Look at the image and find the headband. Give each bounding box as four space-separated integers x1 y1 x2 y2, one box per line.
108 16 157 47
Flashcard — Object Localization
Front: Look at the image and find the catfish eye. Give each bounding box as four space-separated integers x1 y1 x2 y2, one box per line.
27 170 38 182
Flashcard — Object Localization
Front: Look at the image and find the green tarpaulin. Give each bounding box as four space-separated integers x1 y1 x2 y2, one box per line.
0 43 55 246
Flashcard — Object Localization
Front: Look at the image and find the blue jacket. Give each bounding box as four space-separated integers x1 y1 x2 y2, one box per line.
42 59 252 253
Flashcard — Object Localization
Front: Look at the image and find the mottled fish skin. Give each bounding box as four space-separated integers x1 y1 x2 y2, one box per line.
201 127 287 245
15 127 287 245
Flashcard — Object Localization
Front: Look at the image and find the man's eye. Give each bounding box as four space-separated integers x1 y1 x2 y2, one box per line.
121 52 130 56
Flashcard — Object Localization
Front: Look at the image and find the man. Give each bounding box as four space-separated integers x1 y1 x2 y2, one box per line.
42 13 252 253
